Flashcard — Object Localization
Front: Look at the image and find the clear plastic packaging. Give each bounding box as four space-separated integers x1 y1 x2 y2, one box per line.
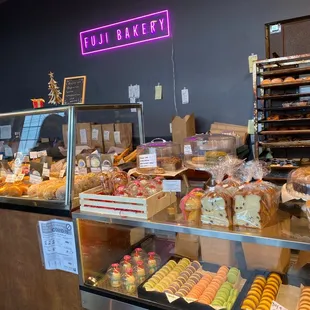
134 260 147 284
122 268 137 293
286 167 310 200
131 248 147 263
107 263 122 288
183 134 236 171
136 138 182 174
120 255 133 272
146 252 161 275
111 171 129 194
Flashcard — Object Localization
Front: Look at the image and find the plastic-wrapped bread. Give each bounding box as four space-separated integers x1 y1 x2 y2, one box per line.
28 183 41 197
201 186 233 227
233 185 271 229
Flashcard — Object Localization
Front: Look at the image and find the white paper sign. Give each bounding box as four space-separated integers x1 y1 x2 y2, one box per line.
184 145 192 155
38 219 78 274
270 301 287 310
163 180 181 192
42 168 50 177
92 128 99 141
114 131 121 144
139 154 157 168
0 125 11 139
5 174 15 183
104 131 110 141
30 174 42 184
30 152 38 159
181 88 189 104
80 129 87 144
0 154 3 160
38 150 47 157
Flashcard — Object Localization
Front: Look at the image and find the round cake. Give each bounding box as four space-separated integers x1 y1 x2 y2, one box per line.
287 167 310 199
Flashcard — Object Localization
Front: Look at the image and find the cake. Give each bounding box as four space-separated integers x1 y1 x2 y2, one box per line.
205 151 227 166
287 167 310 199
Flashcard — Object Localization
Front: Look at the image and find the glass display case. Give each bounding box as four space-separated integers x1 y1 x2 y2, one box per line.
0 104 144 211
73 194 310 310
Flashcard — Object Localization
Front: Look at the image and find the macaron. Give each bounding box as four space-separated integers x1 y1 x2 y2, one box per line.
242 298 256 309
191 261 201 270
227 273 238 284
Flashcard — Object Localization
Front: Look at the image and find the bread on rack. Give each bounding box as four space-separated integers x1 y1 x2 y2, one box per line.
271 78 283 84
284 76 295 83
261 79 272 85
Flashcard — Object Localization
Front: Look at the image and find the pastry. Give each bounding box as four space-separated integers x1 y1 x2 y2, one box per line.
192 157 206 164
271 78 283 83
153 167 165 174
261 79 271 85
267 115 280 120
284 76 295 83
158 156 182 171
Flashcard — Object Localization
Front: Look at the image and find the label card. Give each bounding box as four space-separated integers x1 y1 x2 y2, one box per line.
114 131 121 144
80 129 87 144
139 154 157 168
38 150 48 157
184 145 192 155
30 152 38 159
270 301 288 310
104 131 110 141
5 174 15 183
165 293 179 303
163 180 181 192
42 168 50 178
92 128 99 141
30 174 42 184
15 174 25 182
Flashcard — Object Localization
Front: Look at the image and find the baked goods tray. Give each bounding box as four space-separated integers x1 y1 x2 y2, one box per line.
257 92 310 100
259 140 310 148
259 118 310 123
138 255 253 310
258 80 310 88
259 129 310 135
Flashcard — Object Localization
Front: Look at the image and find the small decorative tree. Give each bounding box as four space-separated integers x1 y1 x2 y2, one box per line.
48 72 62 104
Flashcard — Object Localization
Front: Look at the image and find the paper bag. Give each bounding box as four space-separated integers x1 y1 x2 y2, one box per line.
102 124 115 151
172 114 195 149
114 123 133 150
91 124 104 151
175 233 199 260
77 123 92 146
200 236 237 266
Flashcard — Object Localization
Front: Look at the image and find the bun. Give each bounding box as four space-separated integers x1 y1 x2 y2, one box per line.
7 186 23 197
261 79 271 85
271 78 283 84
284 76 295 83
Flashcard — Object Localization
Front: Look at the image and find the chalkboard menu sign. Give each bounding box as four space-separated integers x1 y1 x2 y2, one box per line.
62 76 86 105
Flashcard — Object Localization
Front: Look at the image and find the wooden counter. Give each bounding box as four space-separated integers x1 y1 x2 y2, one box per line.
0 208 82 310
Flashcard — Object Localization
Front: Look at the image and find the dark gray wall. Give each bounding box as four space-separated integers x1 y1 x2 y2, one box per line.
0 0 310 137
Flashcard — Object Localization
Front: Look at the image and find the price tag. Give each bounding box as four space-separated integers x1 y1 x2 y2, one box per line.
163 180 181 192
15 174 25 181
165 293 179 303
5 174 16 183
4 147 13 157
38 150 47 157
42 168 50 177
78 167 88 175
80 129 87 144
139 154 157 168
30 152 38 159
30 174 42 184
184 145 192 155
270 301 287 310
74 167 79 175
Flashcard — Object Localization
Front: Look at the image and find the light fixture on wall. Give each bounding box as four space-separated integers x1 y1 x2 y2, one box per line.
79 10 170 56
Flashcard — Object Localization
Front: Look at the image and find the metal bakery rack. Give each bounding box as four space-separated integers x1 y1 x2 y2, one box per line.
253 53 310 181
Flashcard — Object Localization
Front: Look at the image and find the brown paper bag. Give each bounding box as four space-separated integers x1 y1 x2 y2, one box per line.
175 233 199 260
172 114 195 149
200 236 237 266
101 124 115 151
114 123 132 150
76 123 91 146
91 124 104 151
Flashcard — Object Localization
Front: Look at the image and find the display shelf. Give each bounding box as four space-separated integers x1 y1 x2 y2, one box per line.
73 207 310 251
259 129 310 135
257 92 310 100
258 66 310 77
257 106 310 111
258 80 310 89
258 118 310 123
259 140 310 148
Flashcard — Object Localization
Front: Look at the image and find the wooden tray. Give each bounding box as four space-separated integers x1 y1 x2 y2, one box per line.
80 186 176 219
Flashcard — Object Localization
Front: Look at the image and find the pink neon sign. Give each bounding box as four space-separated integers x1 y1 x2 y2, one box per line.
80 10 170 55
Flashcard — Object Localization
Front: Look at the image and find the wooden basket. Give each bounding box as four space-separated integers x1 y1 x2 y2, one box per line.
80 186 176 219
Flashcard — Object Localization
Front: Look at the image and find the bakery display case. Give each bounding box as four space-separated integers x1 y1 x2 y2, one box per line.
183 134 236 171
253 53 310 182
73 173 310 310
0 103 144 212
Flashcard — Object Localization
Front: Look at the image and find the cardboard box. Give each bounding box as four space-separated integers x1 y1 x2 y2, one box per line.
175 233 199 260
172 114 195 149
101 124 115 152
200 236 237 266
114 123 133 150
91 124 104 151
77 123 92 146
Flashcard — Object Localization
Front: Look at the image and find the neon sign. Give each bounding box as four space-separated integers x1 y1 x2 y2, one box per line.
80 10 170 56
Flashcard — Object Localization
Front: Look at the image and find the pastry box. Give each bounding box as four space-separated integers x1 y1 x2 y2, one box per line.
80 186 176 219
138 255 252 310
